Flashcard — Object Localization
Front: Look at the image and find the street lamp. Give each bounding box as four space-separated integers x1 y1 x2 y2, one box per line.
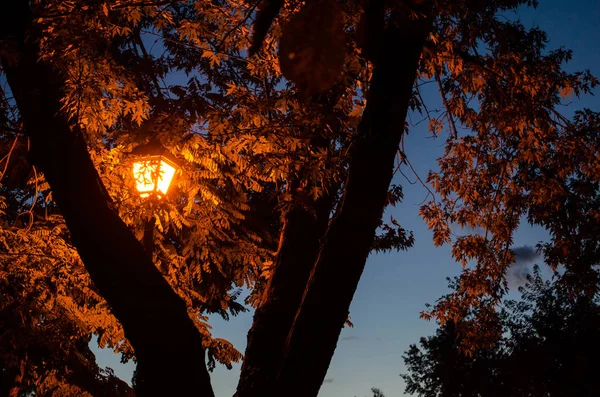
131 142 181 253
131 142 181 198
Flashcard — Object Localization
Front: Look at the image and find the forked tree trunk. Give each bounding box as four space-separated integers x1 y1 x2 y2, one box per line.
236 188 334 397
274 17 432 397
0 1 214 395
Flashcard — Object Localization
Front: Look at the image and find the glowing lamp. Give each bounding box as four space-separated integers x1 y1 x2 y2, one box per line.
131 143 180 198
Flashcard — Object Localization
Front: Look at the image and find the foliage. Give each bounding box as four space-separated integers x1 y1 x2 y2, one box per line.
0 167 134 394
370 388 386 397
416 0 599 352
402 266 600 397
0 0 598 394
1 0 362 391
353 387 387 397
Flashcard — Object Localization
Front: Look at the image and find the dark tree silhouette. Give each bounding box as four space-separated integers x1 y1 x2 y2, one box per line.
402 266 600 397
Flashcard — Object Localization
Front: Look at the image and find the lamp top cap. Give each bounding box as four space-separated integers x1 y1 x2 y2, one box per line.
131 141 181 168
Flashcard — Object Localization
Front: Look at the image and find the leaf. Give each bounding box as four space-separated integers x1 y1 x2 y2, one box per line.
225 83 237 96
345 316 354 328
278 0 347 95
349 104 364 118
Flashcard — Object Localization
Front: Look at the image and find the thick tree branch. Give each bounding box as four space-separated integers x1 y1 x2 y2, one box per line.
0 1 214 395
236 181 335 397
274 13 433 397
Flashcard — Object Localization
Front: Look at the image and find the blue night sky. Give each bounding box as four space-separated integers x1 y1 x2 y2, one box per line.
92 1 600 395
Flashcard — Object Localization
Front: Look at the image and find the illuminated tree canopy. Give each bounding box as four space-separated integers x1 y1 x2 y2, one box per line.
0 0 597 395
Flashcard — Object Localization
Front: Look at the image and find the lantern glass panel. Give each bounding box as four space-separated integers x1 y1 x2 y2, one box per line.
133 156 177 197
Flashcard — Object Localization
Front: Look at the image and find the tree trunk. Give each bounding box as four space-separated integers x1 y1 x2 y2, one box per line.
0 2 214 396
236 189 333 396
274 18 432 397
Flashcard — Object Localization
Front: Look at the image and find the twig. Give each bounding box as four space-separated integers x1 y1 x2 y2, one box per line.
435 70 458 140
415 84 432 122
0 132 21 181
399 168 417 185
134 28 165 99
18 166 40 233
404 156 437 205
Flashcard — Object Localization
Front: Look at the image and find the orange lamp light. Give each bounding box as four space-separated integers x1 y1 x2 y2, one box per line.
131 143 180 198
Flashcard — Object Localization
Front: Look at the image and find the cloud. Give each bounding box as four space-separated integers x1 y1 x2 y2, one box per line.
323 378 334 384
507 245 541 288
513 245 540 264
341 335 360 341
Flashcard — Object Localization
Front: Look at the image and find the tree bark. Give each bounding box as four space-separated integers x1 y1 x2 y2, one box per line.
0 1 214 396
236 189 333 397
274 17 432 397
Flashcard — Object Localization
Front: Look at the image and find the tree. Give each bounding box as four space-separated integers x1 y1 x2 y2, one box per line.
370 388 387 397
352 386 387 397
0 0 597 396
402 266 600 397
